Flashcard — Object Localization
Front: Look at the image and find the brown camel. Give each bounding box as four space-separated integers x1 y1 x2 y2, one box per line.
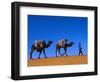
56 39 74 57
30 40 53 59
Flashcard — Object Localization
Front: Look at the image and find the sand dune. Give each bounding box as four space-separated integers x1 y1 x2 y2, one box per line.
28 55 87 66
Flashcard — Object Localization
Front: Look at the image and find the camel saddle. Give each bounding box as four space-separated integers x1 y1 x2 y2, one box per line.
58 40 66 47
34 40 44 48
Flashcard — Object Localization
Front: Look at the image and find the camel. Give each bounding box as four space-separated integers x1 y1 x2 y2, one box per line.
56 39 74 57
30 40 53 59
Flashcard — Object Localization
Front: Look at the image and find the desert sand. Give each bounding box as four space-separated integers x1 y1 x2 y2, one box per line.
28 55 87 66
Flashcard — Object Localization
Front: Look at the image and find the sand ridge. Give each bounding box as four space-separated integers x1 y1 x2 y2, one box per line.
28 55 87 66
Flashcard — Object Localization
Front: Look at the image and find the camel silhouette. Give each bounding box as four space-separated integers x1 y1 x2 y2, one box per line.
56 39 74 57
30 40 53 59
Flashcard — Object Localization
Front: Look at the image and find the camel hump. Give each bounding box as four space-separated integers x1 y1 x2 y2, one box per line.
58 39 66 47
34 40 44 48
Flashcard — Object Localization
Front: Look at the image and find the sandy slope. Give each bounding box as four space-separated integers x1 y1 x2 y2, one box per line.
28 55 87 66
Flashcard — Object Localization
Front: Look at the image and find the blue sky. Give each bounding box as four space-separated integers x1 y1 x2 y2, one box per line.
28 15 88 59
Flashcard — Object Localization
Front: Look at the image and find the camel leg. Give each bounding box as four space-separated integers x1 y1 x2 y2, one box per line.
58 48 62 56
56 46 58 57
38 51 42 59
30 47 34 59
62 47 67 56
43 49 47 58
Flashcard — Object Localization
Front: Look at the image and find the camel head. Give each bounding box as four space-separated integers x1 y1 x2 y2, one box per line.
48 40 53 44
45 40 53 48
69 42 74 46
67 42 74 47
